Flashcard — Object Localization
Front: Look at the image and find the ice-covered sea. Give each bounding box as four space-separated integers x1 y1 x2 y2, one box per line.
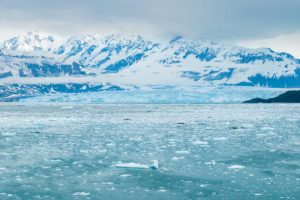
0 104 299 199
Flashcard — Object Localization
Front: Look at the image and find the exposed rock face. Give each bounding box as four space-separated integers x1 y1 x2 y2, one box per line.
244 90 300 103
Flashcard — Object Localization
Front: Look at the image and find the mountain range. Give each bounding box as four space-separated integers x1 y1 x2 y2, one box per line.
0 31 299 101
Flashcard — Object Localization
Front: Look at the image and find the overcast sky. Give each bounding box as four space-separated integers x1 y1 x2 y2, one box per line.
0 0 299 57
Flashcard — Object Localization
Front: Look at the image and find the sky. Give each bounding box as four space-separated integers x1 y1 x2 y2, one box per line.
0 0 299 57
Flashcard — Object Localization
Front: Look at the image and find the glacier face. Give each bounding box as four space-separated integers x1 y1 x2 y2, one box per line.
19 86 288 104
0 31 300 101
0 83 123 102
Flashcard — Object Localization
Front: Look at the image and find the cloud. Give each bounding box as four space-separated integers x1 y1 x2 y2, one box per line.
0 0 299 42
238 33 300 58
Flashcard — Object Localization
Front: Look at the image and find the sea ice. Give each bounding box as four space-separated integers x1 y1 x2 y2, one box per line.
175 150 190 154
228 165 245 169
0 104 299 199
192 141 208 145
112 160 159 169
213 137 227 141
73 192 90 196
1 132 16 136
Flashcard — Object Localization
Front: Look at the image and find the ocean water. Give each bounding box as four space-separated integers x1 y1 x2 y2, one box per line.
0 104 299 200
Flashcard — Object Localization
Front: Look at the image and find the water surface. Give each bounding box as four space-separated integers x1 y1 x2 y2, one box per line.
0 104 299 199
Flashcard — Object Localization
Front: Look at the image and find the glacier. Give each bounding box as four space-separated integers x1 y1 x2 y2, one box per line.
19 86 288 104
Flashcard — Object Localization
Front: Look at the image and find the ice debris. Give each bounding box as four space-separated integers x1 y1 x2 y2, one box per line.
112 160 159 170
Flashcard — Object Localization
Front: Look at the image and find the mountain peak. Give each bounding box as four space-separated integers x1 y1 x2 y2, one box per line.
102 33 147 44
0 31 299 89
169 35 183 43
2 31 56 52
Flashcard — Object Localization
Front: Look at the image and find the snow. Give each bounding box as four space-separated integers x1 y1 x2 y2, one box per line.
0 32 299 92
1 31 60 53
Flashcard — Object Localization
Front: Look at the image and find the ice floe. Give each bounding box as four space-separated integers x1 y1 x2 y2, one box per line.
192 141 208 145
228 165 245 169
205 160 217 167
1 132 16 136
112 160 159 169
72 192 90 196
175 150 190 154
61 106 74 109
213 137 227 141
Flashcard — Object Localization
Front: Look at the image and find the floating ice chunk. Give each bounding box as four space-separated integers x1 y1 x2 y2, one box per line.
97 150 107 154
61 106 74 109
175 150 190 154
73 192 90 196
1 132 16 136
158 187 167 192
286 118 298 121
205 160 216 167
200 184 208 188
261 127 274 131
213 137 227 141
129 137 143 141
228 165 245 169
114 163 149 169
192 141 208 145
120 174 132 177
172 157 184 161
256 133 267 138
96 171 102 176
113 160 159 170
102 182 114 185
150 160 159 169
242 123 254 128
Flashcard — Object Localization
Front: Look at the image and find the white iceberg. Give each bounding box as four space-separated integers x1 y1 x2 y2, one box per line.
113 160 159 170
228 165 245 169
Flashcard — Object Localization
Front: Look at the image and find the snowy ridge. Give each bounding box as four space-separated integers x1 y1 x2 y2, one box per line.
0 32 300 101
1 31 57 53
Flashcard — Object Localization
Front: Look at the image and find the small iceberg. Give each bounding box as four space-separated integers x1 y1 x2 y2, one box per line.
192 140 208 145
73 192 90 196
175 150 190 154
1 132 17 136
228 165 245 169
113 160 159 170
205 160 216 168
61 106 74 109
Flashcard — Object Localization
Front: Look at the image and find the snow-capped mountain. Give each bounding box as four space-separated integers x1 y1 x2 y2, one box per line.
53 34 159 72
0 31 299 101
1 31 56 53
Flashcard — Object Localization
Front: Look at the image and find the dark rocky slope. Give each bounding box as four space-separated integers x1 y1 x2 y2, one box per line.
244 90 300 103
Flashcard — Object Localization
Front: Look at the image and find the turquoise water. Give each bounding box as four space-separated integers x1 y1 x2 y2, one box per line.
0 104 299 199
